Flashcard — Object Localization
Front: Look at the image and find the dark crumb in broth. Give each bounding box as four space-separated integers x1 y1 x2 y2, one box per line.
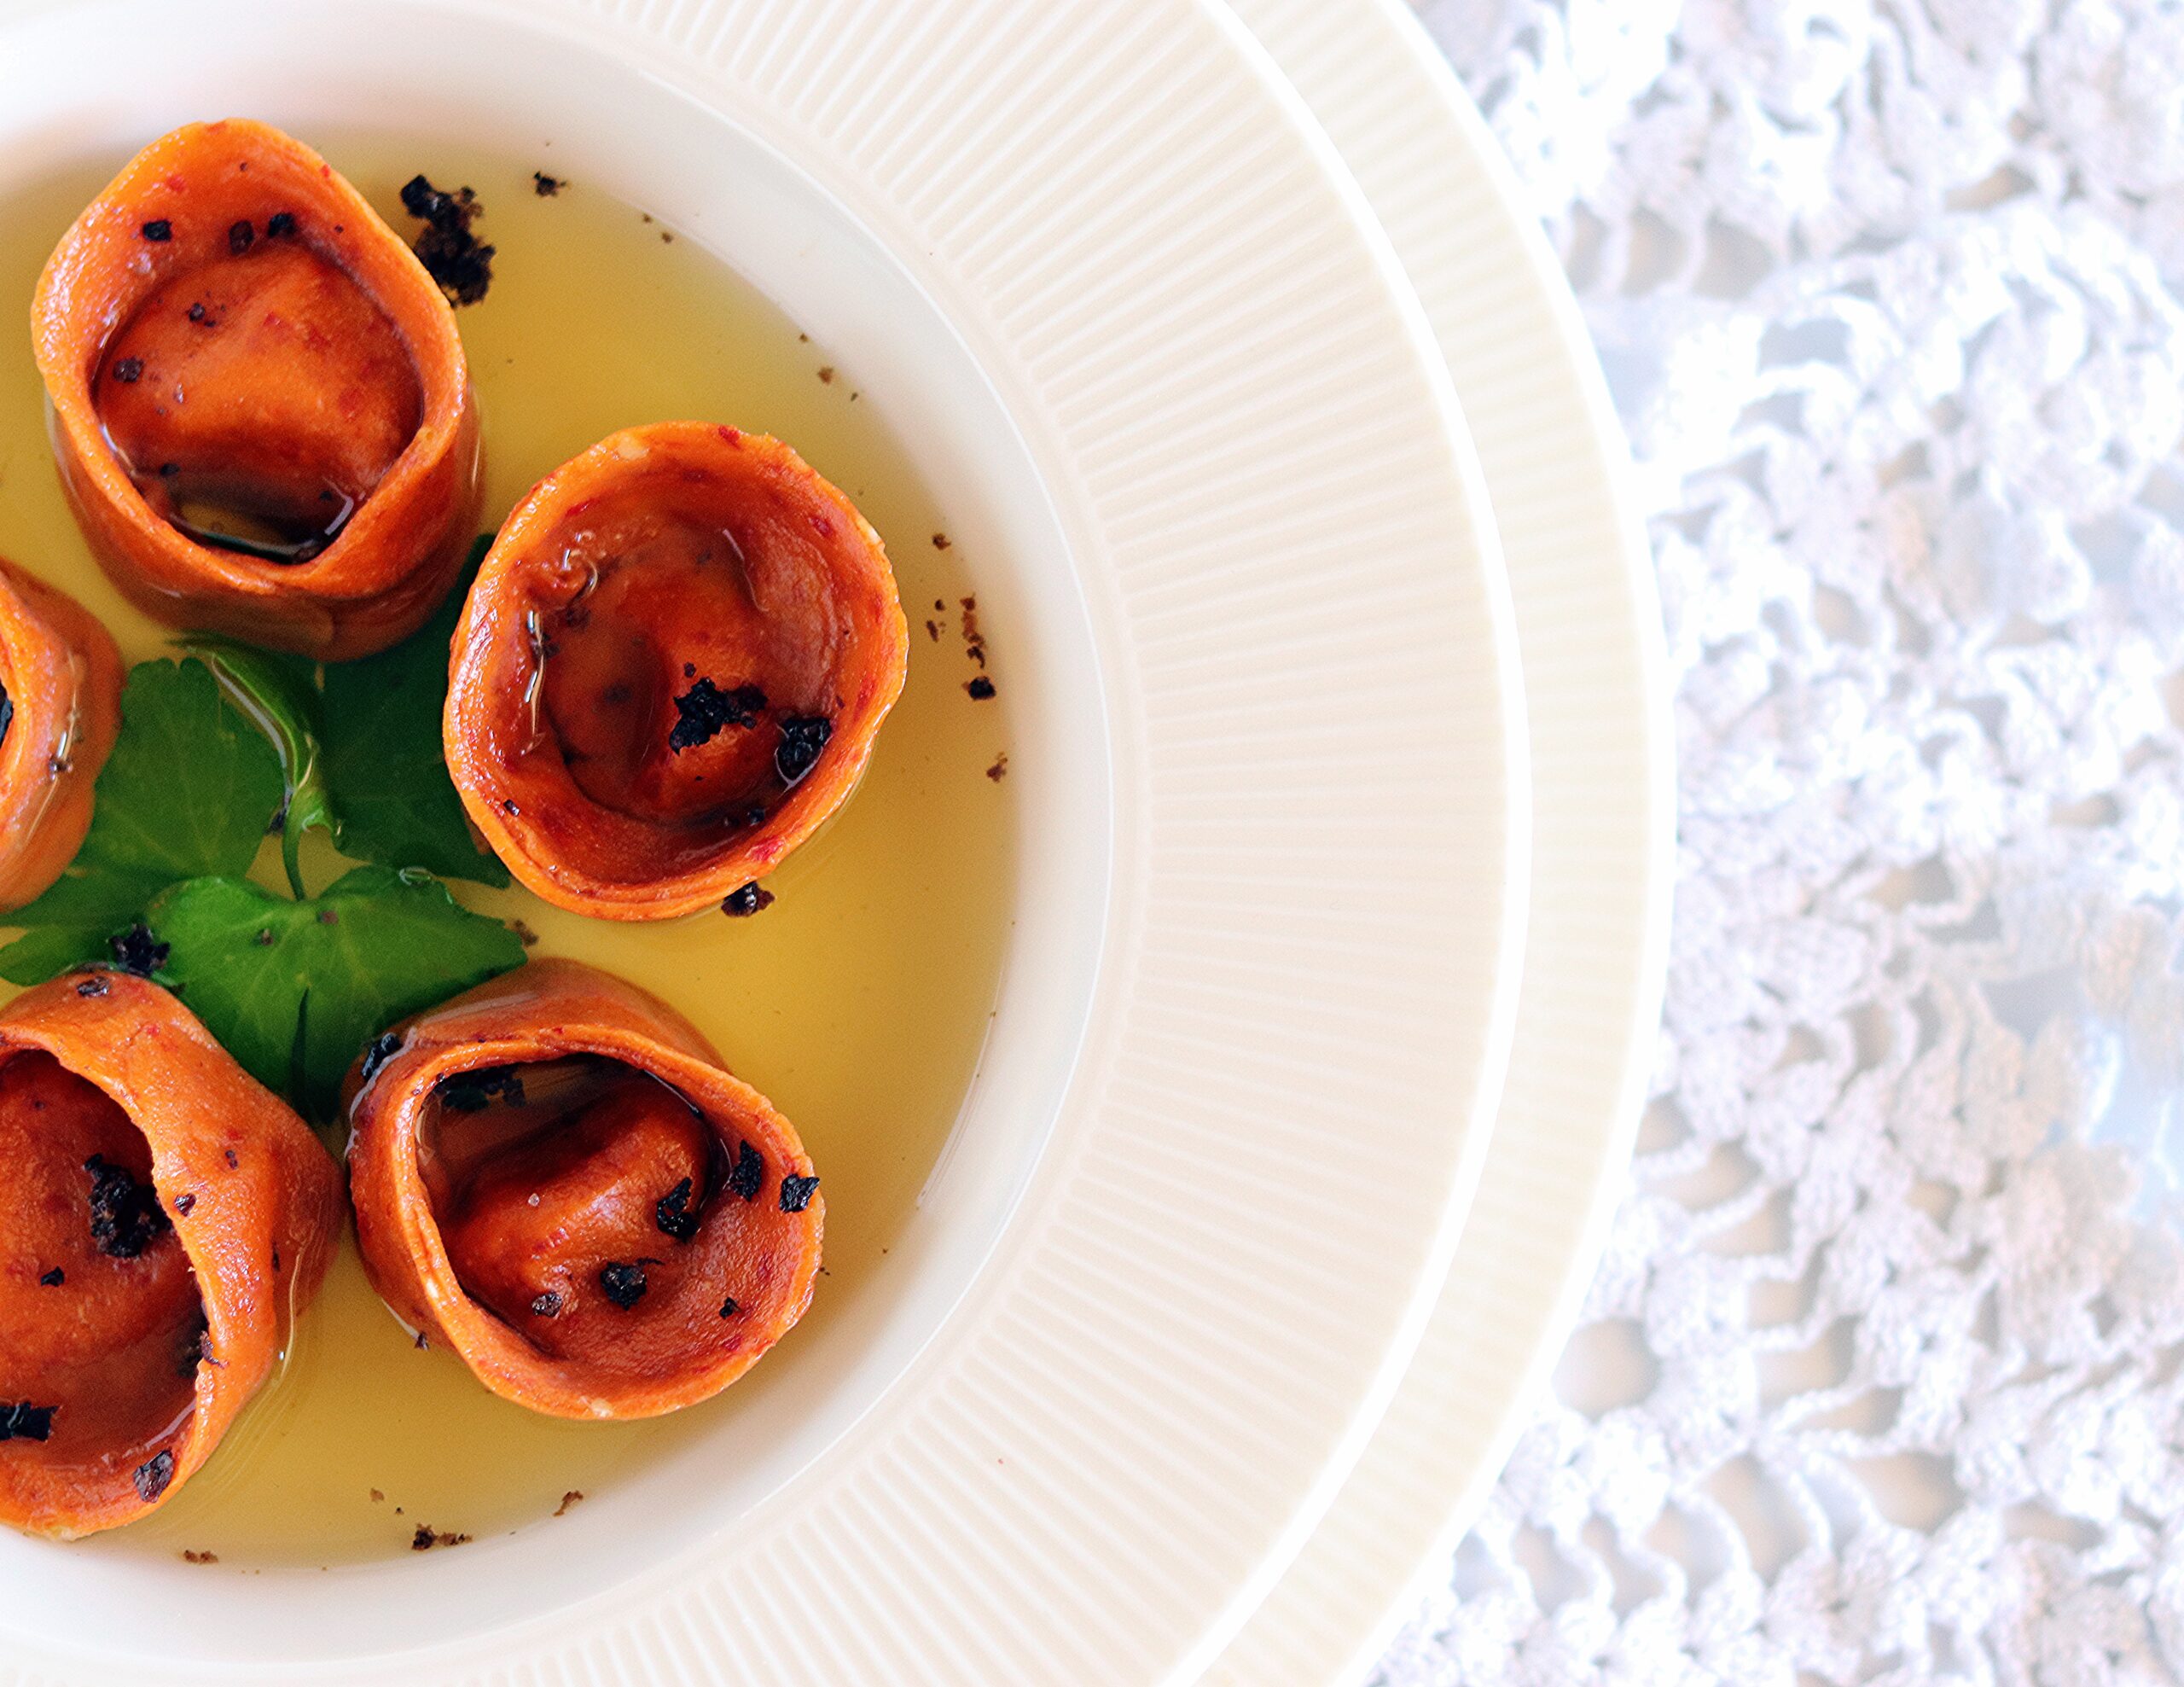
721 883 775 918
959 596 987 668
400 176 494 305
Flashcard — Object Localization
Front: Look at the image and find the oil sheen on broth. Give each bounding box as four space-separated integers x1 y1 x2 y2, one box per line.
0 137 1013 1563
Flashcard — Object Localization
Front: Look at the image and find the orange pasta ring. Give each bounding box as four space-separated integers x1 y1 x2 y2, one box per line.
0 971 342 1538
31 119 480 660
444 422 907 920
345 958 822 1420
0 560 123 910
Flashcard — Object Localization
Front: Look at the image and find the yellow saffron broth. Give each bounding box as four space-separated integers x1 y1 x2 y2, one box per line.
0 138 1013 1563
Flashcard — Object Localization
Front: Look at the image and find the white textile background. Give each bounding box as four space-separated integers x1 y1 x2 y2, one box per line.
1380 3 2184 1683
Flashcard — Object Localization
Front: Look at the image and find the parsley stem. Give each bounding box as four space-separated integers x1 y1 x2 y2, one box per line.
281 823 308 900
288 989 312 1119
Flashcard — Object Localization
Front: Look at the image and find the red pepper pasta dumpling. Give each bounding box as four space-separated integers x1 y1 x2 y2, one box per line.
444 422 907 920
31 119 481 660
345 959 822 1419
0 972 343 1538
0 559 123 911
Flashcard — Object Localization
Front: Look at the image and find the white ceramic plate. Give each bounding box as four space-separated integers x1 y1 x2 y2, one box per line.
1204 3 1673 1682
0 0 1527 1680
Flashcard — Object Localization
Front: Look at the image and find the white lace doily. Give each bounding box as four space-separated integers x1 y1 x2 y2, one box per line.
1379 3 2184 1683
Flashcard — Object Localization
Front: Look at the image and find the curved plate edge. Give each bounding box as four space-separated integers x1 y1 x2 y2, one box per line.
1201 1 1672 1682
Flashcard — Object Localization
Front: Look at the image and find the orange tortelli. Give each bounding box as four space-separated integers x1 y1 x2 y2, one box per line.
0 973 342 1537
32 119 480 659
444 422 907 919
344 959 822 1418
0 560 121 910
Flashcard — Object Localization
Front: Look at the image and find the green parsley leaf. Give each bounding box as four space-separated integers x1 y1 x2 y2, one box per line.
0 925 119 985
0 659 283 981
178 637 334 899
319 536 508 886
152 865 525 1119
